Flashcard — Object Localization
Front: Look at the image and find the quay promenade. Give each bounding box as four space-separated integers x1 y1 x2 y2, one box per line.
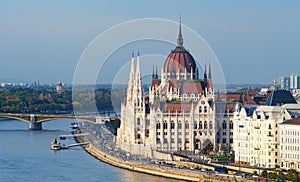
74 123 250 182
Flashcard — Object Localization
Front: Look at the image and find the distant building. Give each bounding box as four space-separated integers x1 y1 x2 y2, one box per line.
279 73 299 90
280 118 300 171
56 80 64 94
290 73 299 90
279 76 290 90
234 90 300 168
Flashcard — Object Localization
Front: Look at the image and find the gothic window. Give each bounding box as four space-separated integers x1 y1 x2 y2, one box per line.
204 121 207 129
194 122 197 129
163 120 168 129
156 122 161 129
171 120 175 129
178 121 182 129
230 120 233 129
199 106 202 113
222 120 227 130
146 129 149 137
204 106 207 113
137 117 141 125
209 121 213 129
137 134 141 139
199 121 202 129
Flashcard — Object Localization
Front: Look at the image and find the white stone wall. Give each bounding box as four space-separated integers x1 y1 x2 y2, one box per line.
280 124 300 171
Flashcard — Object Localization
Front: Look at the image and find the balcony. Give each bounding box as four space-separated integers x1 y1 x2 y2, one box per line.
254 147 260 150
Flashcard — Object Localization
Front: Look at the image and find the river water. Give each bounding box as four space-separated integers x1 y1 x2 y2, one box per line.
0 119 179 182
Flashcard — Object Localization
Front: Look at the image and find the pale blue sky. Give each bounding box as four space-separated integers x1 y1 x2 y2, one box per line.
1 0 299 84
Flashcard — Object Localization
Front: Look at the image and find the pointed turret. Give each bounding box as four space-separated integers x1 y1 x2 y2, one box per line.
208 62 212 80
204 63 208 81
152 65 155 79
136 51 141 77
130 53 135 80
127 53 135 104
155 65 158 79
177 16 183 47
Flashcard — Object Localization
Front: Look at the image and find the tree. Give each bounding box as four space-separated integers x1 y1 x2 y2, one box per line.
261 170 268 177
287 169 299 182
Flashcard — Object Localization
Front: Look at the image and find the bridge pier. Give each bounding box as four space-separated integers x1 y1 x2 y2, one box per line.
29 114 42 130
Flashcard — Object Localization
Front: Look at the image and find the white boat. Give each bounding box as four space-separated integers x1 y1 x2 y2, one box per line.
51 138 61 150
70 122 79 130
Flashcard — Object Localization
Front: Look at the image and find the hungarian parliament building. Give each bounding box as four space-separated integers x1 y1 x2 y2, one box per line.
116 22 232 158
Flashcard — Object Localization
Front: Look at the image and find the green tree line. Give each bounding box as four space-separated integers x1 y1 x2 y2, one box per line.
0 87 124 114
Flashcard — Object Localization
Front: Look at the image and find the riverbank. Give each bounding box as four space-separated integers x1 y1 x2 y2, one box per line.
73 124 250 182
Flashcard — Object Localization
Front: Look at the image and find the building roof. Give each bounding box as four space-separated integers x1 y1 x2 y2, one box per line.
163 20 197 74
226 93 256 105
163 47 197 73
281 117 300 125
265 90 297 106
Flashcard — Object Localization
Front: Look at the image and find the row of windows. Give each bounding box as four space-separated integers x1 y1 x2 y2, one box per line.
281 145 300 152
157 121 189 130
281 162 300 170
198 106 208 113
157 131 189 136
222 120 234 130
282 130 300 136
281 153 300 160
282 138 300 144
194 121 212 129
157 138 189 144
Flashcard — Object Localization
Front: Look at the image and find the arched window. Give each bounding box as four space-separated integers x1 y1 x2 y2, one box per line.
156 122 161 129
199 106 202 113
171 120 175 129
137 117 141 125
199 121 202 129
194 122 197 129
222 120 227 129
209 121 213 129
178 121 182 129
163 120 168 129
230 121 233 129
204 121 207 129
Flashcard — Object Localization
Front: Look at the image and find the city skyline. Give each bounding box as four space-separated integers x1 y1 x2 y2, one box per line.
1 1 300 84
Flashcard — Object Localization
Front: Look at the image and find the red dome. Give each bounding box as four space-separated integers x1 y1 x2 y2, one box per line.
163 46 197 73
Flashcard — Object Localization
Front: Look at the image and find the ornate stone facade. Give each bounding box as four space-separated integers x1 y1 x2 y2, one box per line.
116 22 224 158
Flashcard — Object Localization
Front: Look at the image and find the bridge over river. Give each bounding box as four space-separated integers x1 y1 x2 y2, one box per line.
0 113 116 130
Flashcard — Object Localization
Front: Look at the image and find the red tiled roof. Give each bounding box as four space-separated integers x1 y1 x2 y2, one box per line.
163 103 195 113
281 118 300 125
151 78 160 88
163 47 196 73
225 93 256 105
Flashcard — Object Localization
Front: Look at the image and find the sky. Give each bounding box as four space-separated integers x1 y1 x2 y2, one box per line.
1 0 300 85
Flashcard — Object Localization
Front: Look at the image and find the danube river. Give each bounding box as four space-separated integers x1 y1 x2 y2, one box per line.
0 119 179 182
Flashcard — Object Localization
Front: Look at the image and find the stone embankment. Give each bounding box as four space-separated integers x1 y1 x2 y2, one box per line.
74 132 250 182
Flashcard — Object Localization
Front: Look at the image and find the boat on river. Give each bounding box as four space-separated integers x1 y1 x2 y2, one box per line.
51 138 61 150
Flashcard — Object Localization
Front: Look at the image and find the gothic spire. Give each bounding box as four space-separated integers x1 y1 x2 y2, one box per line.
152 65 154 79
177 16 183 47
130 52 135 76
136 51 140 76
208 62 212 79
204 63 208 81
155 65 158 79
